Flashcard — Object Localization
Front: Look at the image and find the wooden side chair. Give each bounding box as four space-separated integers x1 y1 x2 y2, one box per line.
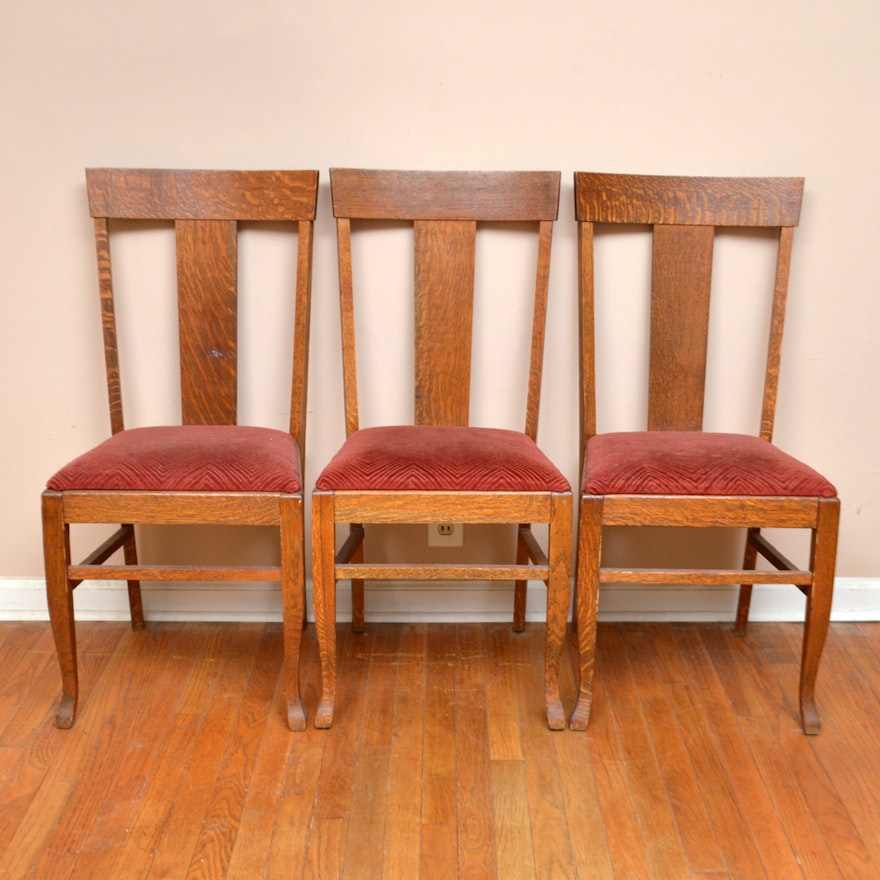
41 168 318 730
312 169 572 729
571 172 839 734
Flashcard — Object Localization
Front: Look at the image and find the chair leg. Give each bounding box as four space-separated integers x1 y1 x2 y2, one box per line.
513 525 528 632
544 494 572 730
122 525 145 630
281 496 306 731
351 524 365 634
570 495 602 731
312 492 338 728
41 491 78 729
734 528 759 636
800 498 840 734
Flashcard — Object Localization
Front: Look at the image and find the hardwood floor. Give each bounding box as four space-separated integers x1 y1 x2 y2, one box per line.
1 618 878 879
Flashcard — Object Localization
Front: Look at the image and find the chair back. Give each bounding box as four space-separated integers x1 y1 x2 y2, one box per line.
330 168 560 439
86 168 318 454
575 172 803 450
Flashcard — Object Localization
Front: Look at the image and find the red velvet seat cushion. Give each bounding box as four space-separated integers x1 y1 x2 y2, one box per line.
583 432 836 497
316 426 570 492
47 426 301 493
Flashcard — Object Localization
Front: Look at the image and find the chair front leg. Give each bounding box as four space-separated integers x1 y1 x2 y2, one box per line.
42 491 78 729
800 497 840 734
544 493 572 730
570 495 603 731
281 495 306 731
312 492 338 728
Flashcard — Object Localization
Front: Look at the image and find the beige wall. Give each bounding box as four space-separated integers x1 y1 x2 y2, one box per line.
2 0 878 584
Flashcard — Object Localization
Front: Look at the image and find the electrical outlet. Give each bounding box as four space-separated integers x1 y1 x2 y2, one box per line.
428 522 463 547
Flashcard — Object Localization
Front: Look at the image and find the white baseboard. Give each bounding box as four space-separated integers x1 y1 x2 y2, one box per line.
1 577 877 623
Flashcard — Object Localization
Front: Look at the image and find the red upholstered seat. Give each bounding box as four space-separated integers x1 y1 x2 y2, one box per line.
584 431 836 497
47 425 301 493
316 425 570 493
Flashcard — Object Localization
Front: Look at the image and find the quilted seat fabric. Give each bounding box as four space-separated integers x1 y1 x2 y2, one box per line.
47 425 301 493
584 431 836 497
316 425 570 492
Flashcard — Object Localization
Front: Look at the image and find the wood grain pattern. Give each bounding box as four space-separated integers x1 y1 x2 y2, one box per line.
290 220 315 455
60 491 284 525
317 169 570 729
760 226 795 442
524 220 555 442
6 621 880 878
335 562 550 581
87 169 319 220
574 172 804 226
331 490 554 523
176 219 238 426
334 217 361 437
573 171 839 735
44 169 318 729
330 168 560 221
600 494 819 527
93 217 125 434
382 625 426 878
648 224 714 431
414 219 476 426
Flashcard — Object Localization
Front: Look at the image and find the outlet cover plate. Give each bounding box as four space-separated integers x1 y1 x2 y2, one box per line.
428 523 464 547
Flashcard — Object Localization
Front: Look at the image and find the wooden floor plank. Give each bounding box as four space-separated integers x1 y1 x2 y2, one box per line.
585 673 654 878
343 743 392 880
107 712 205 879
454 624 497 880
760 624 880 877
0 625 163 879
304 817 346 880
670 625 790 879
264 627 323 880
597 625 691 878
512 626 577 880
311 626 370 823
553 718 615 880
0 642 56 743
0 621 878 879
819 626 880 858
692 626 810 877
358 624 400 748
0 637 124 859
420 623 458 876
382 624 427 880
67 624 210 880
342 626 400 880
491 759 536 880
145 623 265 880
174 623 238 717
486 623 524 762
224 643 300 880
624 624 726 875
181 624 282 880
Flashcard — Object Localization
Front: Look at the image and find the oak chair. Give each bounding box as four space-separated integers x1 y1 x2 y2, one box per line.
571 172 839 734
312 168 572 729
42 168 318 730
